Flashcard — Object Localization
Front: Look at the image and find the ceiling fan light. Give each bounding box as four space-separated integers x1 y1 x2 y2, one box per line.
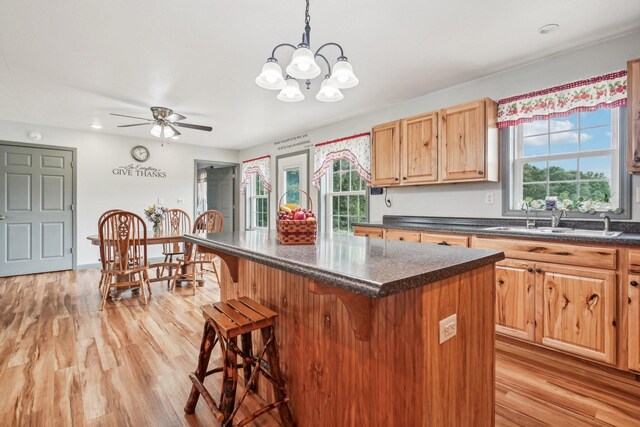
162 125 176 138
329 59 359 89
255 60 286 90
150 124 163 138
316 79 344 102
286 47 321 79
277 79 305 102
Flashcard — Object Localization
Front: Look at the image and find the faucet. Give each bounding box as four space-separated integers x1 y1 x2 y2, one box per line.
600 213 611 233
521 202 536 229
550 208 567 228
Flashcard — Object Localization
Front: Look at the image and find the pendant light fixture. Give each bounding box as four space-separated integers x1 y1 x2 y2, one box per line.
255 0 358 103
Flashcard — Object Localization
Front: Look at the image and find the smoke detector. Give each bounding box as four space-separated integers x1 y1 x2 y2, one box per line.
28 131 42 141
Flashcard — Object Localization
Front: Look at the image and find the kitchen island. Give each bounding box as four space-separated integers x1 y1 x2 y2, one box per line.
186 231 504 426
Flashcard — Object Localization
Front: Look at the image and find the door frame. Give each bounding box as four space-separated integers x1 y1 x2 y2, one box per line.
275 149 311 206
0 140 77 270
193 159 240 231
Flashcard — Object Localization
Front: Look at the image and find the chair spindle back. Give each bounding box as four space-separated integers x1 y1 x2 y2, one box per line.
162 208 192 254
99 211 148 272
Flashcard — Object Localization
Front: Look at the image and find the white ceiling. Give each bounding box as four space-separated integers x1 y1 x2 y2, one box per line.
1 0 639 149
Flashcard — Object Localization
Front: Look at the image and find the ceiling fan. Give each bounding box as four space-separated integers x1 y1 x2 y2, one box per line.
111 106 213 139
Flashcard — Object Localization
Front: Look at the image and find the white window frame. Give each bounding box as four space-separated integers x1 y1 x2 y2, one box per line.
246 174 268 230
511 108 621 210
322 160 367 234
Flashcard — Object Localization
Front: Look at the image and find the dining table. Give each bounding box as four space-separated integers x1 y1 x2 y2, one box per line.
86 231 205 298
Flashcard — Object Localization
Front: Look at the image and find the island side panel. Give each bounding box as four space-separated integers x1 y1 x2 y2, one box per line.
218 258 495 427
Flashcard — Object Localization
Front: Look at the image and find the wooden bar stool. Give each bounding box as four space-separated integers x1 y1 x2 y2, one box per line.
185 297 295 427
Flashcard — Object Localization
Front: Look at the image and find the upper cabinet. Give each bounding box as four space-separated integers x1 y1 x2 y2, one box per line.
370 98 499 187
371 120 401 186
628 58 640 173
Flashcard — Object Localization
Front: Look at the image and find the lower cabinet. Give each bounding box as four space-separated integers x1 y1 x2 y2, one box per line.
536 263 616 365
493 258 617 365
353 226 384 239
629 273 640 372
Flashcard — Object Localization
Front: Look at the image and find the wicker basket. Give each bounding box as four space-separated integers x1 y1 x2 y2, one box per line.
276 190 317 245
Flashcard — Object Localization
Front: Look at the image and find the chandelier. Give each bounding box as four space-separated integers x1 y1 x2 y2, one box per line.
255 0 359 103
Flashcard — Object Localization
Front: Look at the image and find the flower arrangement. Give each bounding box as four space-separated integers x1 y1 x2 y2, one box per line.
143 204 167 235
518 199 622 214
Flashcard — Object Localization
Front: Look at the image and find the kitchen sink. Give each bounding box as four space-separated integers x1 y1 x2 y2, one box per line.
483 226 622 238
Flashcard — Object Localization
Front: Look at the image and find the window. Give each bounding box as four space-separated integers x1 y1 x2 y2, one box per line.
510 107 626 214
247 174 268 229
283 167 300 205
324 159 367 233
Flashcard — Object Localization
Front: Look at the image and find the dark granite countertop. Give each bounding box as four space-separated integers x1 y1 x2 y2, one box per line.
185 231 504 298
353 215 640 246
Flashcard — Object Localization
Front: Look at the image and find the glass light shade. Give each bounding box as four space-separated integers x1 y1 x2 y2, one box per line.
150 124 162 137
316 79 344 102
277 79 305 102
285 47 321 79
329 59 359 89
255 61 286 90
162 125 175 138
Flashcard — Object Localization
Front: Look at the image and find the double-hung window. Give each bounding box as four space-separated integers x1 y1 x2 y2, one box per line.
324 159 367 233
247 174 268 229
509 107 627 214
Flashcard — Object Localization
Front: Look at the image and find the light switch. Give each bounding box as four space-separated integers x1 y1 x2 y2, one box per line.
439 313 457 344
158 198 164 205
177 197 184 205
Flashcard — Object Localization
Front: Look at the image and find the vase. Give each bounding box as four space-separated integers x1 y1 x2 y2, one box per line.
152 222 161 237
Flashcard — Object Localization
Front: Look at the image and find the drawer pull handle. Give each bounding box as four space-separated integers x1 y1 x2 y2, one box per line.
437 241 451 246
498 279 505 285
631 280 639 287
535 268 542 274
527 267 534 273
364 234 369 237
478 170 484 175
394 177 399 181
399 237 404 241
402 177 407 181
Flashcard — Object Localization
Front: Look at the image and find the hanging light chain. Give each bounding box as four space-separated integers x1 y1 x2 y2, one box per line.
305 0 310 25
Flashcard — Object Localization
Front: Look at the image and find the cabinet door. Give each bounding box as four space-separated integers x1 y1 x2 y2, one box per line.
495 260 535 341
536 264 616 365
629 274 640 372
440 100 486 182
628 58 640 173
402 112 438 184
371 121 401 186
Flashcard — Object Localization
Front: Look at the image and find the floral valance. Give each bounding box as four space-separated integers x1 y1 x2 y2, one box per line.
497 70 627 128
312 132 371 188
240 155 272 194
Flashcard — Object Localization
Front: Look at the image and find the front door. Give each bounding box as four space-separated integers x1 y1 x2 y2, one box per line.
0 144 74 276
207 166 235 230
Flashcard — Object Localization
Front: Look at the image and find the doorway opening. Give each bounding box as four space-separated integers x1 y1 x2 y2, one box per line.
194 160 239 231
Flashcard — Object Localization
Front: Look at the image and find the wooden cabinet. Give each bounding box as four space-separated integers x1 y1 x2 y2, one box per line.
440 99 498 183
353 226 384 239
370 98 498 187
371 120 401 186
627 58 640 173
629 273 640 372
385 229 421 242
536 264 616 365
420 232 469 247
495 260 536 342
402 112 438 184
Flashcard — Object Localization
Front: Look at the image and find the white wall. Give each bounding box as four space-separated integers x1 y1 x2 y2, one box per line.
0 120 239 266
239 30 640 228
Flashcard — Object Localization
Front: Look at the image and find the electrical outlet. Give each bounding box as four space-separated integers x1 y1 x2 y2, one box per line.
158 198 164 205
177 197 184 206
485 192 494 204
439 314 457 344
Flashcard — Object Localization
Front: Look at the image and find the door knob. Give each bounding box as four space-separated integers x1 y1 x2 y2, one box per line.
0 215 6 220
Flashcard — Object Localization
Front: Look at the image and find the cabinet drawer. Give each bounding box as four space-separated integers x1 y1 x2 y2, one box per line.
353 226 384 239
472 237 617 270
420 232 469 247
629 250 640 271
385 229 421 242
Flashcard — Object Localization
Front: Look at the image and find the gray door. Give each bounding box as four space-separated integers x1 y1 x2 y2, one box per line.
207 167 234 230
0 144 74 276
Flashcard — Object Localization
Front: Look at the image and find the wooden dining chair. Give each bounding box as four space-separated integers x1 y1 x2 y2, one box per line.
154 208 192 286
97 209 122 291
170 210 224 294
99 211 152 310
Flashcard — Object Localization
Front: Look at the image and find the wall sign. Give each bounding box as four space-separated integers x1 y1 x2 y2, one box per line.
112 163 167 178
273 133 311 152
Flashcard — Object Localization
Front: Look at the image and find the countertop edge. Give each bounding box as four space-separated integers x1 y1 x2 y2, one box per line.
184 234 504 298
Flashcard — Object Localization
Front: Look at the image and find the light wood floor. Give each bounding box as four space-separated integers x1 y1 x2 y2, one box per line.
1 269 639 426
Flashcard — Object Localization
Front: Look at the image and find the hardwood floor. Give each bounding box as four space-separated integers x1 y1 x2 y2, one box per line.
1 269 639 426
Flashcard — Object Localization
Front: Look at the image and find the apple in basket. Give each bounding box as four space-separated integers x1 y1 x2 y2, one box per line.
293 211 306 221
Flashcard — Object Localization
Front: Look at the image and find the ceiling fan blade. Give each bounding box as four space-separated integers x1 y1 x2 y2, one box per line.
117 123 151 127
173 122 213 132
166 123 181 137
110 113 153 121
167 113 187 122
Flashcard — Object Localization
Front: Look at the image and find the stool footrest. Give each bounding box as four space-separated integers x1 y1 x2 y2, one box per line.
236 397 290 427
188 373 225 422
